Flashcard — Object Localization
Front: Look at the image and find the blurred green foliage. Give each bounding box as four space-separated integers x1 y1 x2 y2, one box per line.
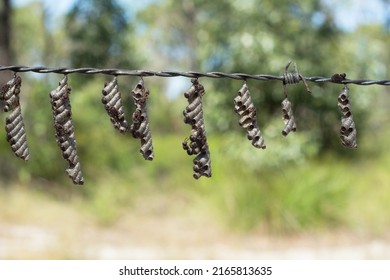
1 0 390 233
65 0 141 69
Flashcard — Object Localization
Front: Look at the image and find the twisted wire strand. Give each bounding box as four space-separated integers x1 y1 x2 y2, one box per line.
2 65 390 86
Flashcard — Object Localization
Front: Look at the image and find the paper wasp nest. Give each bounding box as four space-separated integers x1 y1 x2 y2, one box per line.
1 74 30 160
182 78 211 179
50 76 84 184
130 79 154 160
101 77 128 133
281 98 297 136
234 82 266 149
338 85 357 148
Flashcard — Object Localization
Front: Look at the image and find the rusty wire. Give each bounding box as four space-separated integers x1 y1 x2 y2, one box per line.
1 65 390 86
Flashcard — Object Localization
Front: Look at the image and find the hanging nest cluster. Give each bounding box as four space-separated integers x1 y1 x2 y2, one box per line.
234 82 266 149
281 98 296 136
1 74 30 160
101 76 128 133
338 85 357 148
50 76 84 184
182 78 211 179
130 79 154 161
0 62 358 184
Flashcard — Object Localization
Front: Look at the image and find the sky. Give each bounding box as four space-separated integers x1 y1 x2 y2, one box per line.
324 0 387 31
13 0 388 32
12 0 155 20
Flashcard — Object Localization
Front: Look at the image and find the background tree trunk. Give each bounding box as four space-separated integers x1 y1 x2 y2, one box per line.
0 0 12 84
0 0 12 178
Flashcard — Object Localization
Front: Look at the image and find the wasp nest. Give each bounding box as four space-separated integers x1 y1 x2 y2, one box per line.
281 98 296 136
234 82 266 149
338 85 357 148
1 74 30 160
182 78 211 179
50 76 84 184
101 76 128 133
130 79 154 160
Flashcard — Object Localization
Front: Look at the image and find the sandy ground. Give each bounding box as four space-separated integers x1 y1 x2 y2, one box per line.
1 188 390 260
2 214 390 259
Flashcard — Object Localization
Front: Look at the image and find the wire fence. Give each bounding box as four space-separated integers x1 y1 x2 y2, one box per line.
0 62 387 184
2 64 390 86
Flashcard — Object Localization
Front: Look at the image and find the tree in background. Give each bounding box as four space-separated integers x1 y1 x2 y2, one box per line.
65 0 140 69
0 0 11 79
0 0 12 179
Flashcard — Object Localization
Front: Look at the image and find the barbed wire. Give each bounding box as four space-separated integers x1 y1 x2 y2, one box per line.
0 62 383 184
1 65 390 86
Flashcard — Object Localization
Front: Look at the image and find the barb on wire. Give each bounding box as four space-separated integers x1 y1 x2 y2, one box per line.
283 61 311 94
2 65 390 86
